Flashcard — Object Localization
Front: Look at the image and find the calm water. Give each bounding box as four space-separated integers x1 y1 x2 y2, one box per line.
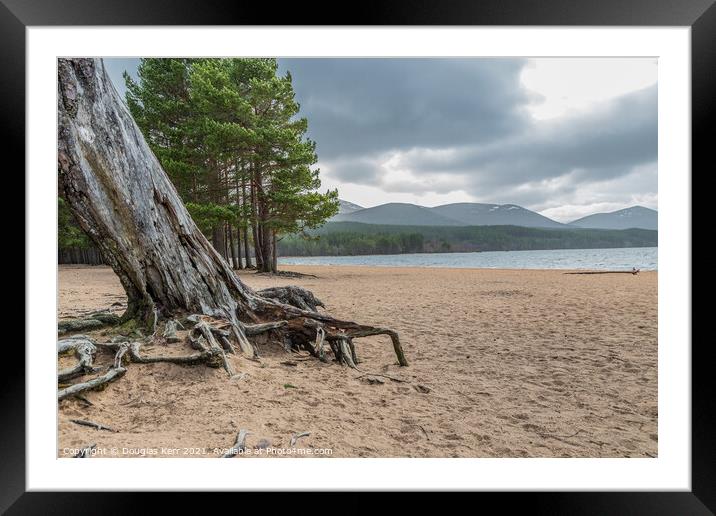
279 247 658 271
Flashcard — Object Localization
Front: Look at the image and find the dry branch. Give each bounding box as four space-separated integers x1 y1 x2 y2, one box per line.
57 337 99 382
70 419 117 432
222 429 250 458
58 367 127 400
74 443 97 458
290 432 310 447
565 269 640 275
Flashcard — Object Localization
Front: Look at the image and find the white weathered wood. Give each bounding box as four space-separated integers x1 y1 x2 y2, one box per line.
58 58 260 327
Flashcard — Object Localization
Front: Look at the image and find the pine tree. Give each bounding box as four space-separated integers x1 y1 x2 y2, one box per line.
124 58 338 272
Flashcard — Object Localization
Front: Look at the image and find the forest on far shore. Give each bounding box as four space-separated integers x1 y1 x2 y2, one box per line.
277 222 658 256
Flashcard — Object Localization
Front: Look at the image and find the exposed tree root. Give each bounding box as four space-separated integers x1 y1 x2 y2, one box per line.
565 269 640 275
58 337 101 382
58 312 121 334
128 341 218 367
255 270 319 279
162 319 184 342
57 286 408 403
258 286 325 311
59 366 127 400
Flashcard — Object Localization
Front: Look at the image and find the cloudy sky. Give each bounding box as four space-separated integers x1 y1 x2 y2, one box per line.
104 58 657 222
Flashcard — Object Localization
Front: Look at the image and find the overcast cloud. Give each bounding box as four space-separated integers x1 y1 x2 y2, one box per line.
105 57 657 222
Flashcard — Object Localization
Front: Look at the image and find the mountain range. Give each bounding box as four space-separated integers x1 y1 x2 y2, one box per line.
334 200 657 231
569 206 657 230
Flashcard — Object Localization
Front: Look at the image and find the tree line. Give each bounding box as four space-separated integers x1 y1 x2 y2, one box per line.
279 231 425 256
59 58 338 272
278 222 658 256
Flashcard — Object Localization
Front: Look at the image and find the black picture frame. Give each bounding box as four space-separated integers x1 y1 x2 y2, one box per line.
4 0 710 511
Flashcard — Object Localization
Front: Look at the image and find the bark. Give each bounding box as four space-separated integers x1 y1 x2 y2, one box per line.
58 58 258 327
260 222 273 274
272 231 278 273
249 167 263 270
212 224 226 261
228 223 239 269
241 176 253 268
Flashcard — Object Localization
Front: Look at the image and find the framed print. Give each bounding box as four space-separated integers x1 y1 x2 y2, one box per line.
5 0 711 511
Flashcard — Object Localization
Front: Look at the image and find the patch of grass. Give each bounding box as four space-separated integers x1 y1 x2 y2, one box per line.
283 383 297 389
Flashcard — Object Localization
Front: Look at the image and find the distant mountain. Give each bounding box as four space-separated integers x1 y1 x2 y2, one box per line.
332 202 464 226
569 206 657 230
338 199 364 214
332 201 565 228
431 203 565 228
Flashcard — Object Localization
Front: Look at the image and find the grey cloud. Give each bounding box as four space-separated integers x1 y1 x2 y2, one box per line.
279 58 532 160
398 85 657 189
104 57 657 215
279 58 656 214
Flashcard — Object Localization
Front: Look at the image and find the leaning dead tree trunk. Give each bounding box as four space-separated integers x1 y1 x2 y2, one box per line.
57 58 407 388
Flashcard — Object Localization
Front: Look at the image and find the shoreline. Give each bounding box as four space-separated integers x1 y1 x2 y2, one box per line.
58 265 657 458
278 263 658 272
277 247 657 271
59 263 659 273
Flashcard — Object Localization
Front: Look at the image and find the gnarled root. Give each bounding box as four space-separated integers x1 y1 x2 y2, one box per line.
58 311 121 334
256 297 409 367
58 365 127 400
58 336 101 382
257 286 325 312
162 319 184 342
58 285 408 401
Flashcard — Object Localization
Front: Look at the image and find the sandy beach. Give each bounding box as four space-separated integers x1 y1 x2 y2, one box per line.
58 264 657 458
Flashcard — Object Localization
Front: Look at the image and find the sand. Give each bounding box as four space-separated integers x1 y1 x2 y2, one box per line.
58 264 657 458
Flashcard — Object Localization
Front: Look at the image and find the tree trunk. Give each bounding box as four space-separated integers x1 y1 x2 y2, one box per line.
249 169 263 271
212 224 226 261
57 58 256 327
242 177 253 268
272 231 278 273
259 221 273 274
57 58 407 368
228 223 239 269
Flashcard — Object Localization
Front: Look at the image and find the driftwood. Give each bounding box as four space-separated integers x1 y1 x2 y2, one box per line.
70 419 117 432
222 429 250 458
58 366 127 400
74 443 97 458
128 341 217 367
57 337 100 382
290 432 310 447
565 269 640 275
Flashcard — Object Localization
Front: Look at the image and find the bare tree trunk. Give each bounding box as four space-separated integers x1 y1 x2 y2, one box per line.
57 58 407 370
58 58 256 327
